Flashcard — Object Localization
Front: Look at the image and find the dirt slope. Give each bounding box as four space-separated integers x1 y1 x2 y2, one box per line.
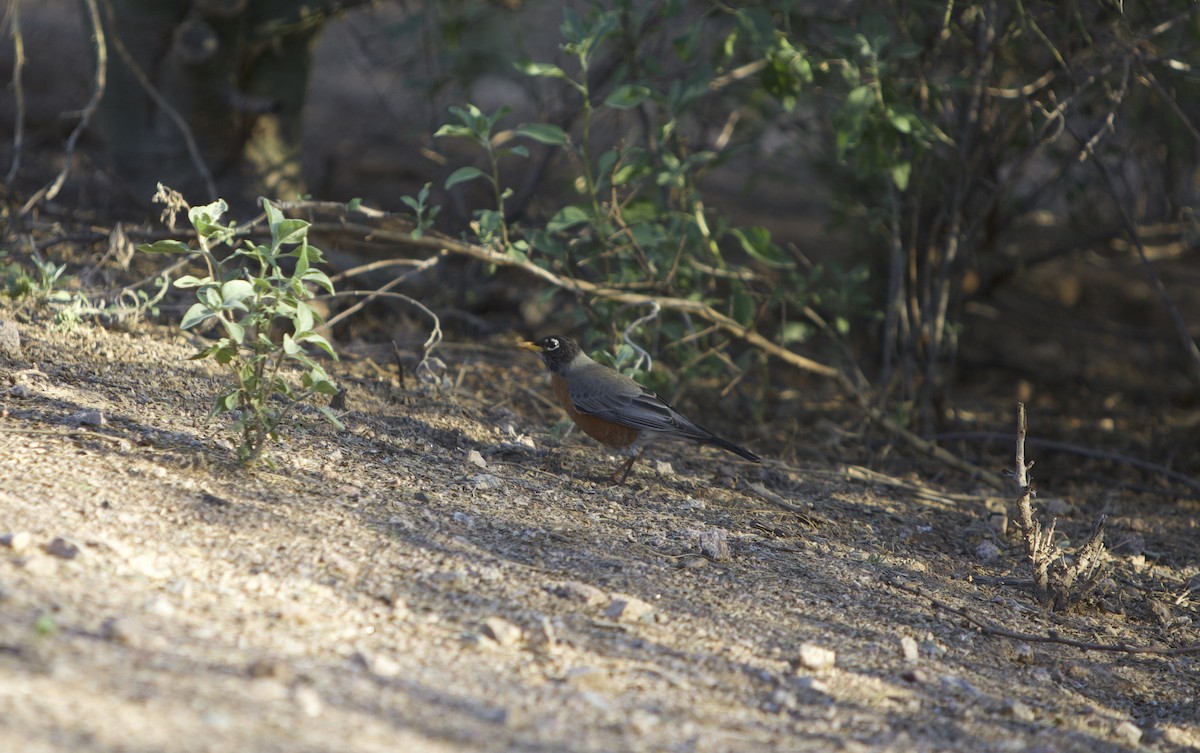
1 314 1198 753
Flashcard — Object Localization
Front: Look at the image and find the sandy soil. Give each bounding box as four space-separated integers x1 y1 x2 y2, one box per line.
1 310 1198 753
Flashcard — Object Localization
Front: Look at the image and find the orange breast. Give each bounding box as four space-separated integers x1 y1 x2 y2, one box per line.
551 374 639 448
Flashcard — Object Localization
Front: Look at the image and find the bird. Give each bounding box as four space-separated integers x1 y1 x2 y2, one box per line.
519 335 761 484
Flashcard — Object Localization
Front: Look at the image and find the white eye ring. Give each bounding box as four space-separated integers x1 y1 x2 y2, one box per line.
546 338 559 350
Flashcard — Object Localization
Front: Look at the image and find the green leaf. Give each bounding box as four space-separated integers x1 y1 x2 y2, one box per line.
891 161 912 191
508 145 530 159
434 124 476 141
301 268 335 295
221 318 245 343
315 404 346 429
603 84 651 110
188 199 228 237
298 332 337 359
221 279 254 309
781 322 813 344
180 302 213 330
547 205 590 233
513 123 568 146
282 333 300 355
294 300 315 333
731 226 791 268
444 166 486 190
514 60 568 79
274 218 309 247
138 239 192 255
174 275 206 288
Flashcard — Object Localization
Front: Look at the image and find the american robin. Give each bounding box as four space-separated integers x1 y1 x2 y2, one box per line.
519 335 761 483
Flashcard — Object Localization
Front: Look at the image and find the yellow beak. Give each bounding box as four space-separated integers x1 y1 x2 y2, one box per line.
518 340 543 353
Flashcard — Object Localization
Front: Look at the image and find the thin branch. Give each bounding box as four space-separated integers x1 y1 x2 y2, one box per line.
317 253 442 331
5 0 26 184
886 578 1200 656
18 0 107 215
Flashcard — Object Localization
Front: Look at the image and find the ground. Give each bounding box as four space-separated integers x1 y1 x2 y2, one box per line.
1 310 1198 753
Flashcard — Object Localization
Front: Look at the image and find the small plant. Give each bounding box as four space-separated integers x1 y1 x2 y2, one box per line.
399 182 441 239
139 196 342 466
1 250 68 302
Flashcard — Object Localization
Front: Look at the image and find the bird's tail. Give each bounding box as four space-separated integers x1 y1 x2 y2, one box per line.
703 434 761 463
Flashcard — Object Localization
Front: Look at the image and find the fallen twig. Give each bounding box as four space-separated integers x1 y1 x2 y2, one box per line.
886 578 1200 656
4 0 26 185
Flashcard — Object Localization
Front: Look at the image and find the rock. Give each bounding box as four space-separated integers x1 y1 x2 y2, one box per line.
552 581 608 607
8 383 31 398
471 473 501 490
975 540 1000 562
294 685 322 717
1114 721 1142 746
482 616 523 647
44 536 81 560
529 616 558 655
605 594 655 622
900 668 927 683
467 449 487 468
797 642 836 671
0 319 20 359
353 650 401 678
1003 700 1035 722
697 528 731 561
65 409 106 427
0 531 32 553
899 635 919 663
654 460 674 475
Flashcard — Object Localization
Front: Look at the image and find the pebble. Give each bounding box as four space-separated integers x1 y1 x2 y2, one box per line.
467 449 487 468
1003 700 1035 722
0 531 32 553
654 460 674 475
529 616 558 654
1114 721 1142 745
294 685 322 717
564 666 613 691
45 536 81 560
975 540 1000 562
482 616 523 647
797 642 836 671
604 594 654 623
899 635 919 663
552 581 608 607
8 383 32 398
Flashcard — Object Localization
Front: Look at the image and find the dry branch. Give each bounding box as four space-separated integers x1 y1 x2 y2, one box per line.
886 578 1200 656
1012 402 1108 611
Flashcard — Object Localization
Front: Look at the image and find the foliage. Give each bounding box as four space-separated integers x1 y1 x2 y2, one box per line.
0 251 164 329
139 197 342 466
434 2 870 391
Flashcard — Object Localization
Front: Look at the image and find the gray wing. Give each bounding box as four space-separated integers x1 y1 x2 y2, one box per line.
567 365 714 441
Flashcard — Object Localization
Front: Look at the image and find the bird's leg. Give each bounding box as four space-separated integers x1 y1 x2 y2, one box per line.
610 447 644 485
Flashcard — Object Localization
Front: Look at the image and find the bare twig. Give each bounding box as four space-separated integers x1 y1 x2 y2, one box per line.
4 0 26 184
18 0 107 215
1012 403 1108 611
886 578 1200 656
619 301 661 372
318 289 443 381
317 254 442 331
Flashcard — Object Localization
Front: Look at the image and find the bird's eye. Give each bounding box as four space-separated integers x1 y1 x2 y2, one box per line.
545 338 559 350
